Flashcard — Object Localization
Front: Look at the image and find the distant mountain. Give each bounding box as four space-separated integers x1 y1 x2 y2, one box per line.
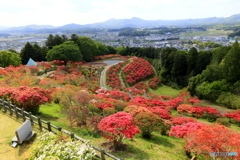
1 14 240 33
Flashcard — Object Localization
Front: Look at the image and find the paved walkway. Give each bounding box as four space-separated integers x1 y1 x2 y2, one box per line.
0 112 33 160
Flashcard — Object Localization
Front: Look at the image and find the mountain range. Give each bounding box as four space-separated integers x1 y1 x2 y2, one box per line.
1 14 240 33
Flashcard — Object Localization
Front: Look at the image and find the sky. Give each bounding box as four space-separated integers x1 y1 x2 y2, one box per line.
0 0 239 27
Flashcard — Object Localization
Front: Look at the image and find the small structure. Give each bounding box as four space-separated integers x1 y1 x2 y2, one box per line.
26 58 37 66
12 120 36 147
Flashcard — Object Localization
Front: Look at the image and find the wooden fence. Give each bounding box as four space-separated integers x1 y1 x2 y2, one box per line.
0 98 123 160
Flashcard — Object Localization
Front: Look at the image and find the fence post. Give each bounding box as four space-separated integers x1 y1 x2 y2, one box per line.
0 99 2 110
3 101 7 113
100 149 106 160
70 132 74 140
9 103 13 116
14 105 18 119
37 117 42 132
47 122 52 132
21 108 26 122
29 112 33 126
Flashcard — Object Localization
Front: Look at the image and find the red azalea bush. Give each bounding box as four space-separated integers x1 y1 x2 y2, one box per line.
170 117 197 126
148 77 161 89
124 87 145 96
184 124 240 159
123 57 154 84
133 81 148 91
202 106 221 122
224 111 240 125
98 112 140 147
191 105 205 118
0 86 52 114
169 122 206 138
177 104 193 114
146 107 171 119
188 97 200 104
167 97 184 109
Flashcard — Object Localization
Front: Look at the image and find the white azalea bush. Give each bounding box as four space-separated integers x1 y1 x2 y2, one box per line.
30 131 95 160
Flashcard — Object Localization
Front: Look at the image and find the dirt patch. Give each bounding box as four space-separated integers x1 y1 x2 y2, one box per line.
0 112 35 160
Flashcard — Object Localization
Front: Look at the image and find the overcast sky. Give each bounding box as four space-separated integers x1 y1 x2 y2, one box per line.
0 0 239 27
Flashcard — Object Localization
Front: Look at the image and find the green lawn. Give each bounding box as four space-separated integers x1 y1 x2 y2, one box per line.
149 85 183 97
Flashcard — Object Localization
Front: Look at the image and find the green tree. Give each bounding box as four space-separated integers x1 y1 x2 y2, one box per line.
46 41 82 65
222 41 240 83
20 42 36 64
96 42 109 55
107 46 116 54
32 44 47 62
76 37 98 61
171 50 188 86
45 34 54 49
187 47 198 76
0 51 21 67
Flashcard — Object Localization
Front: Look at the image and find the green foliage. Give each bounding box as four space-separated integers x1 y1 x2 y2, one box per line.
216 118 231 127
187 47 198 76
195 80 231 101
222 41 240 83
20 42 36 64
0 51 21 67
210 46 231 65
216 92 240 109
76 37 98 62
96 42 109 55
46 41 83 65
30 131 95 160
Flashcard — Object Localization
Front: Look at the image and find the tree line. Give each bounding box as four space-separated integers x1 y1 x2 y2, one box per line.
0 34 116 67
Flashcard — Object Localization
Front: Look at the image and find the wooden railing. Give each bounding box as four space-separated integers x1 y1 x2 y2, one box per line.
0 98 123 160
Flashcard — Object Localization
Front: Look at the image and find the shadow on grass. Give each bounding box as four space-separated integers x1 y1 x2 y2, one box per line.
111 143 150 160
145 134 175 148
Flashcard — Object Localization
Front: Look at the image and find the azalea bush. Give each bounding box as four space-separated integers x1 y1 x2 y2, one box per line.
98 112 140 148
224 111 240 126
202 106 221 122
177 104 193 115
123 57 154 84
0 86 52 114
134 111 164 139
30 131 95 160
133 81 148 91
148 77 161 89
184 124 240 159
169 122 206 138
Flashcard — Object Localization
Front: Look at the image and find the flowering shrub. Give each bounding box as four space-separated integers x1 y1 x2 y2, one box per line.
170 117 197 126
167 97 184 109
123 57 154 84
0 86 52 114
148 77 161 89
94 54 121 60
184 124 240 159
188 97 200 104
224 111 240 125
202 106 221 122
177 104 193 114
30 131 95 160
134 111 164 139
98 112 140 147
191 106 204 118
169 122 206 138
124 87 145 96
133 81 148 91
146 107 171 119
